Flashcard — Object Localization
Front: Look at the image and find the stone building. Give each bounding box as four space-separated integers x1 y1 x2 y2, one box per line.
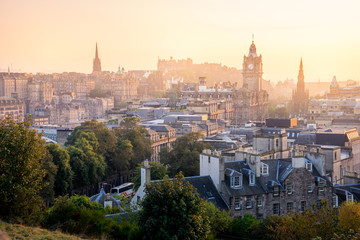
233 40 269 123
0 72 29 99
200 152 332 219
0 97 25 122
292 59 309 116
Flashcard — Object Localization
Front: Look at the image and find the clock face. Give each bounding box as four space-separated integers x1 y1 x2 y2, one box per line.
248 64 254 70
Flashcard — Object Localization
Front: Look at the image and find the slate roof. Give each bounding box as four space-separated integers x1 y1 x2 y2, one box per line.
222 158 330 198
184 175 229 210
334 184 360 204
90 188 121 208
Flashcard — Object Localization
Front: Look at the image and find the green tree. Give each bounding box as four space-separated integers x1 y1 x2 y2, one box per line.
47 143 73 196
67 132 106 189
140 172 210 239
204 201 232 235
0 117 47 223
160 132 212 177
231 214 259 239
89 88 111 98
132 161 168 190
115 117 152 171
41 150 58 202
65 120 116 173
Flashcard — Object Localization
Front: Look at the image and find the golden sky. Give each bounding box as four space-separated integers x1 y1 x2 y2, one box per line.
1 0 359 82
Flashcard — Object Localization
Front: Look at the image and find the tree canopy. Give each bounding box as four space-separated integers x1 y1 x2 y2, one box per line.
140 172 210 239
132 161 168 190
47 143 73 196
160 132 212 177
0 117 47 223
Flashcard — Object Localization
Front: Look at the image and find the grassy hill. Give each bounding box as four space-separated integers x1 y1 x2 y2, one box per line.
0 220 85 240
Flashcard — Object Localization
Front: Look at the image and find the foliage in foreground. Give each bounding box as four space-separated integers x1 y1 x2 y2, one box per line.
140 172 210 239
0 117 47 224
0 219 84 240
43 195 142 239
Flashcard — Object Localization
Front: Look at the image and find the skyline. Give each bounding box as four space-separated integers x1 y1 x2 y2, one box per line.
1 0 360 82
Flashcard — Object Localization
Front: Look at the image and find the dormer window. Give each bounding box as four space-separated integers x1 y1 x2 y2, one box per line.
346 192 354 202
306 162 313 172
249 173 255 186
261 163 269 175
231 175 242 188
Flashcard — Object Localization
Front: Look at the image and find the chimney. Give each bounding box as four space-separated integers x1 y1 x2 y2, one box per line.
141 159 151 187
292 157 306 168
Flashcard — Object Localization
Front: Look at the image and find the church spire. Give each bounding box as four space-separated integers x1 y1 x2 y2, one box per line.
297 58 304 91
93 42 102 73
95 42 99 59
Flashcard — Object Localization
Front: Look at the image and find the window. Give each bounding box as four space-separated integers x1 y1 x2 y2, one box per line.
249 173 255 185
334 152 337 160
232 175 242 188
276 139 279 148
273 186 280 197
333 194 338 208
307 182 313 193
208 156 211 163
273 203 280 215
301 201 306 212
234 197 241 210
318 180 325 192
246 198 252 209
286 182 293 195
346 192 354 202
261 163 269 175
257 196 263 207
306 162 312 172
287 202 294 212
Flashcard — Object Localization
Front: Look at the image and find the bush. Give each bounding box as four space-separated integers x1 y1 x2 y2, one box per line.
44 195 112 237
204 201 232 235
231 214 259 239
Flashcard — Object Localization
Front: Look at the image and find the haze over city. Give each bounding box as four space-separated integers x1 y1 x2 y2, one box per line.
1 0 360 82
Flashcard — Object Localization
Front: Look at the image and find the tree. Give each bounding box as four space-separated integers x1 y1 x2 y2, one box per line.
132 161 168 190
204 201 232 235
67 132 106 189
47 143 73 196
0 117 47 223
41 150 58 202
231 214 259 239
160 132 212 177
338 202 360 234
89 88 111 98
140 172 210 239
115 117 152 171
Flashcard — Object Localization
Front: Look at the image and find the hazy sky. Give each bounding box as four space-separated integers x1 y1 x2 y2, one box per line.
1 0 359 82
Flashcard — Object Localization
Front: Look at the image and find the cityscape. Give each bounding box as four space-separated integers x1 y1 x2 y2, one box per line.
1 1 360 239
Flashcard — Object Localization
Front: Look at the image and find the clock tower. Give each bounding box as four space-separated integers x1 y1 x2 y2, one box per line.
242 39 263 92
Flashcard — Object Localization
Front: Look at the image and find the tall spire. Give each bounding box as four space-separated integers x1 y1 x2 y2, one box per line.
93 42 102 73
252 33 254 43
297 58 305 92
95 42 99 59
